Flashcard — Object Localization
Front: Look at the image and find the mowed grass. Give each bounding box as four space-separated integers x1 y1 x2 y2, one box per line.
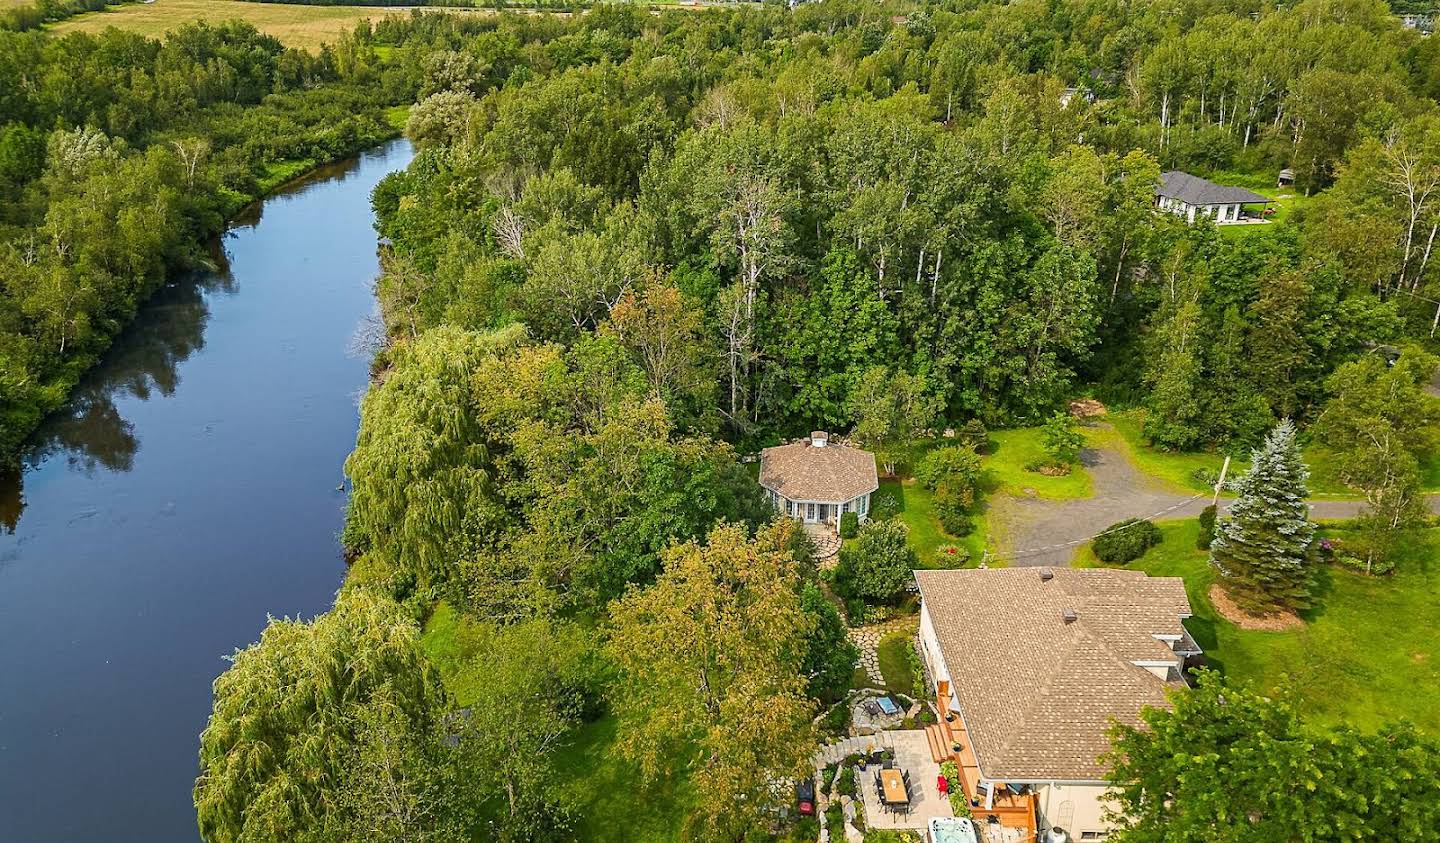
420 602 690 842
876 629 916 697
1077 520 1440 732
1103 409 1440 495
876 427 1094 567
50 0 493 51
878 477 991 567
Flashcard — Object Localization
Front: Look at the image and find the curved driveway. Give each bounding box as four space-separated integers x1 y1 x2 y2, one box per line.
992 438 1438 568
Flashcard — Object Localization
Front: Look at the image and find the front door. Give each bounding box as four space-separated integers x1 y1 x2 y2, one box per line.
805 502 817 523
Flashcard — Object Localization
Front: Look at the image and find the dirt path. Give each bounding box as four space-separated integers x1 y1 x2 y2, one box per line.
992 432 1439 567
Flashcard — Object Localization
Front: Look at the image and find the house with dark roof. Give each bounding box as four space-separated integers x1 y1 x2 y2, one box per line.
915 567 1200 842
1156 170 1272 224
759 431 878 532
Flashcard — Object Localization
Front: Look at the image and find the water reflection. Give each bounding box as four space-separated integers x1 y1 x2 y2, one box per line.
0 244 235 529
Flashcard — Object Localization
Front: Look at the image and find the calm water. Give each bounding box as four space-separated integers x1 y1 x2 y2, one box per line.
0 139 413 841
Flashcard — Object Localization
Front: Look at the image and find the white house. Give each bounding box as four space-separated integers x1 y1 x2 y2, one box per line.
759 431 878 531
915 567 1200 842
1156 170 1272 224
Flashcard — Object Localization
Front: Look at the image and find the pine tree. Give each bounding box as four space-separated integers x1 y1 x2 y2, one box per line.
1209 420 1316 615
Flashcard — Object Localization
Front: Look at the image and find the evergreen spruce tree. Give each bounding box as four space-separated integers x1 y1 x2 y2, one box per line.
1209 420 1316 615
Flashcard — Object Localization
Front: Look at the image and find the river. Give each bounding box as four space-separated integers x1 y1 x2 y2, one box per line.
0 139 414 842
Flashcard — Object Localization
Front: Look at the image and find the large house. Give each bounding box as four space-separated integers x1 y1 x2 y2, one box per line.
759 431 878 531
915 567 1200 842
1156 170 1271 224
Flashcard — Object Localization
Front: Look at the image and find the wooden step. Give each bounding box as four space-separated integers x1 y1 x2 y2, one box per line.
924 723 948 763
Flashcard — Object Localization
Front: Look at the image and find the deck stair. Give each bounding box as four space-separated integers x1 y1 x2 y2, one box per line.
924 723 948 763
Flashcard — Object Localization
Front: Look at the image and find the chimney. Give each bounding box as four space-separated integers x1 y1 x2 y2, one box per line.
811 431 828 448
1039 568 1054 582
1062 609 1078 624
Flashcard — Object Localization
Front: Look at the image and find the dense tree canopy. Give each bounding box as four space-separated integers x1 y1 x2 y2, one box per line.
1105 672 1440 842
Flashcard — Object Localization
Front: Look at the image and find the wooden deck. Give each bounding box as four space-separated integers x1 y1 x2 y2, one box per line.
933 683 1039 841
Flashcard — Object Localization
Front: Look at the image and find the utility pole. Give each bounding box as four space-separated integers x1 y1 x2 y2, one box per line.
1212 455 1231 507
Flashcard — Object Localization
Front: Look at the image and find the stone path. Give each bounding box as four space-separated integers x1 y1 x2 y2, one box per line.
806 523 842 566
990 425 1440 568
848 619 914 684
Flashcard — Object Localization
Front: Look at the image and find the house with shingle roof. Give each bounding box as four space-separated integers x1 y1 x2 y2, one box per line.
759 431 878 533
1156 170 1272 224
914 567 1200 841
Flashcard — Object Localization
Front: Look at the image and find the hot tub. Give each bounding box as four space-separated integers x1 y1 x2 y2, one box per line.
929 817 980 843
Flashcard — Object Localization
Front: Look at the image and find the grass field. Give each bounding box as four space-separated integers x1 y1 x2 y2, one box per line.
1077 520 1440 732
50 0 491 51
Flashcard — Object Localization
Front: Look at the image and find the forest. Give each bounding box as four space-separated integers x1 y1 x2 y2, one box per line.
185 2 1440 842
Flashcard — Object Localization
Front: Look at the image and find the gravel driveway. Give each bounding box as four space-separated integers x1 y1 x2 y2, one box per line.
990 435 1438 567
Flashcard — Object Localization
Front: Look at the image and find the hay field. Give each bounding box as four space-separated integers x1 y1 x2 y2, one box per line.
49 0 491 51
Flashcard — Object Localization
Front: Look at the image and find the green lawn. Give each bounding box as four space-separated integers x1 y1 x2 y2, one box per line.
876 427 1095 567
1078 521 1440 732
876 630 916 697
555 715 690 843
421 603 689 842
878 477 991 567
1097 412 1238 494
1201 168 1315 235
984 427 1093 500
1099 410 1428 496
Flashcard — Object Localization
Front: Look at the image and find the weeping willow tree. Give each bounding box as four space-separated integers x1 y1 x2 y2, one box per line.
343 324 532 594
193 589 447 843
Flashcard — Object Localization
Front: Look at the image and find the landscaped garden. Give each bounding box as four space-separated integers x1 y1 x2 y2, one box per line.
874 417 1095 567
1078 520 1440 732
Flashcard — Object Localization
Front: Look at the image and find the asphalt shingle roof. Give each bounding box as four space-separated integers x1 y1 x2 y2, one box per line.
916 567 1194 782
1157 171 1271 206
759 437 878 502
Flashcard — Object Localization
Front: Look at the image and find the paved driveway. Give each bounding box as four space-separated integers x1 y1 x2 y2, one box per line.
991 437 1438 567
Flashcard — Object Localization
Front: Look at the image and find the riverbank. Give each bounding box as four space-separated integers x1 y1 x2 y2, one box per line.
0 139 414 841
0 105 408 468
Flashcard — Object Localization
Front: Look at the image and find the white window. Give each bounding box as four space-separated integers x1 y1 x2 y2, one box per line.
806 502 816 520
1080 833 1109 841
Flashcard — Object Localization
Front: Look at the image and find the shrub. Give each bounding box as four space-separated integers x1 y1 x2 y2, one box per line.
1092 518 1162 563
933 492 979 533
833 520 918 603
939 760 971 816
820 701 851 739
916 445 982 499
1336 552 1395 576
935 544 970 567
837 765 857 797
839 510 859 538
906 642 926 696
870 492 900 520
958 418 989 452
1197 504 1217 549
1191 467 1220 488
825 805 845 841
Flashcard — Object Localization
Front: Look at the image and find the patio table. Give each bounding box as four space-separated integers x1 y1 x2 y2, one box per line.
880 769 907 804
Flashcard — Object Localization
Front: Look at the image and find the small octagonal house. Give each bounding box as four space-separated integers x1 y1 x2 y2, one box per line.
759 431 879 532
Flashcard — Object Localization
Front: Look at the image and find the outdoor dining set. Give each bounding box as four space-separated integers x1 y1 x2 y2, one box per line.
859 749 913 816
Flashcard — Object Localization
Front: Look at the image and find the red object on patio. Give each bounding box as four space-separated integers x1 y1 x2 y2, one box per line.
937 774 949 794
